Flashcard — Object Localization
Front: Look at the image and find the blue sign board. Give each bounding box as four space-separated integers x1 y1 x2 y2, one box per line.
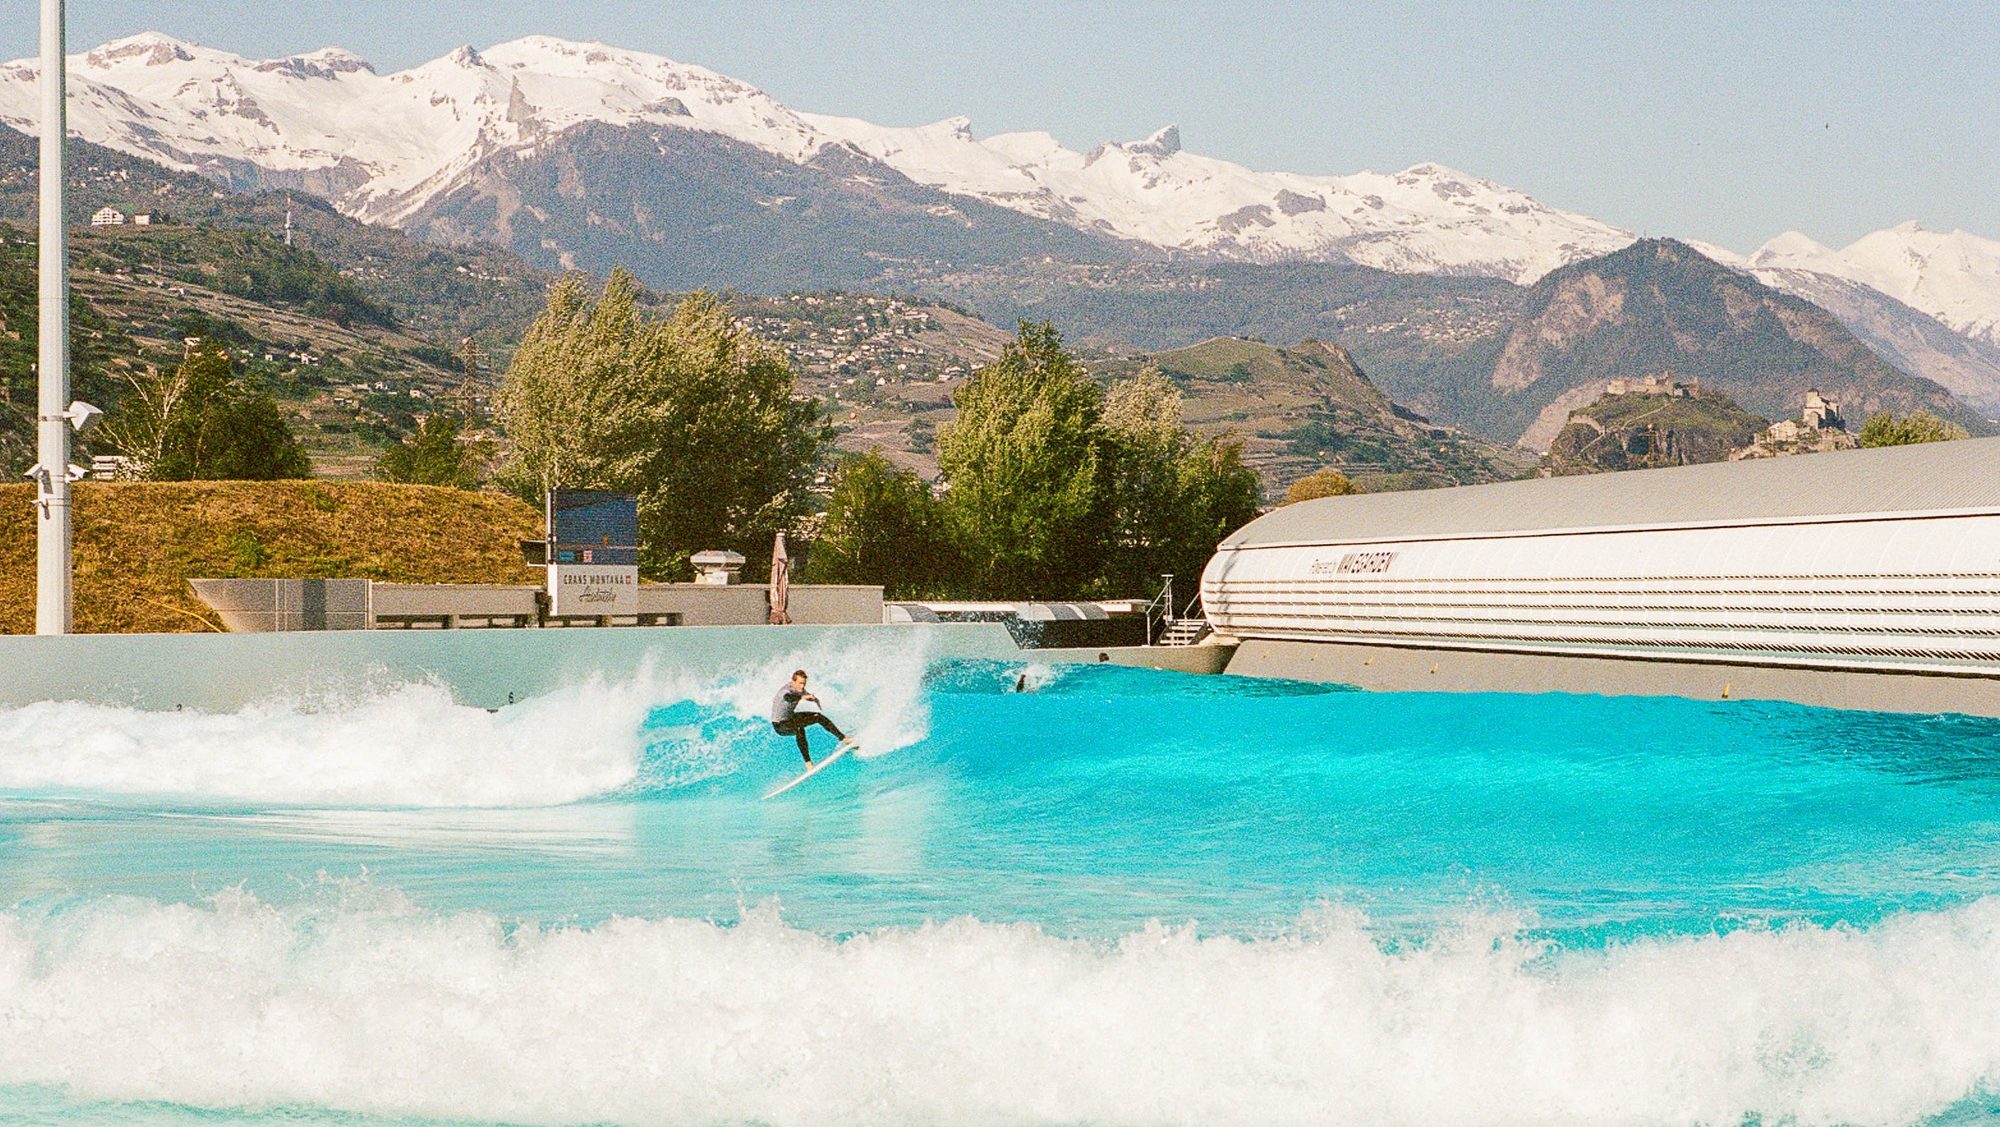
549 490 639 567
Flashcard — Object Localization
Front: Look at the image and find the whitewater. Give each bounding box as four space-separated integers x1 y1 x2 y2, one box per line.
3 636 2000 1125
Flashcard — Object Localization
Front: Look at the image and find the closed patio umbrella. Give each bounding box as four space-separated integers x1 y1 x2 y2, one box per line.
768 531 791 625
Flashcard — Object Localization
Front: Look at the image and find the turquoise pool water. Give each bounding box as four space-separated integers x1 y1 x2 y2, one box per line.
2 636 1999 1125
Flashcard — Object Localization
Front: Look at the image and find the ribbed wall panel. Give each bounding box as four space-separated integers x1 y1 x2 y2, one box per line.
1202 512 2000 675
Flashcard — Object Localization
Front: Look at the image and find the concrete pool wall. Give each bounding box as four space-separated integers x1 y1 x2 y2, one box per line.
0 623 1033 712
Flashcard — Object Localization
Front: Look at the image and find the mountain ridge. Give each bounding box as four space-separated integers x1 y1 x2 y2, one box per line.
0 32 1631 284
4 30 1994 376
1480 239 1985 445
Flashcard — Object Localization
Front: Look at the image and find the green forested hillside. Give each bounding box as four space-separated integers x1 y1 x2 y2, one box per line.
882 242 1990 449
0 125 550 351
1541 390 1769 476
1103 337 1531 493
0 221 480 477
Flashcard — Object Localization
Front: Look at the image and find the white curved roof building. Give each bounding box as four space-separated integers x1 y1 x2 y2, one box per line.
1202 439 2000 713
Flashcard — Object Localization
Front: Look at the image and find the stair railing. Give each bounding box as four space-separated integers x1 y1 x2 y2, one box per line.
1143 574 1174 646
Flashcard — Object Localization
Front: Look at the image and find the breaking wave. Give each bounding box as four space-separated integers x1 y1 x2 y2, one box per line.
2 886 1999 1126
0 637 938 808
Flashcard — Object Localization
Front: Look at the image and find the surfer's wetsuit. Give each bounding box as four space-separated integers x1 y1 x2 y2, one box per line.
771 686 846 764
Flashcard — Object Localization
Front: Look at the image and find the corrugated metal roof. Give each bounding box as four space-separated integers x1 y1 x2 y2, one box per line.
1225 437 2000 547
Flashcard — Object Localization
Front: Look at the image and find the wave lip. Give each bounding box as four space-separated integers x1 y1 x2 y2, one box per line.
4 889 2000 1126
0 680 647 808
0 636 941 809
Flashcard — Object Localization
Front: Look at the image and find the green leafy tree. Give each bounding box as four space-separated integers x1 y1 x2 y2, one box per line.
1858 410 1970 448
811 452 958 597
497 270 827 579
1172 434 1263 591
377 411 486 489
495 272 625 495
937 322 1107 598
102 341 310 480
1099 368 1261 597
1284 467 1360 505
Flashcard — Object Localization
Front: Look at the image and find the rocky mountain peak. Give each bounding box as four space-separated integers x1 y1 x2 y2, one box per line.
84 32 196 68
1127 125 1180 158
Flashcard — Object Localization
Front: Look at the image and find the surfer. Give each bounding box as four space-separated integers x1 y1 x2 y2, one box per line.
771 669 847 764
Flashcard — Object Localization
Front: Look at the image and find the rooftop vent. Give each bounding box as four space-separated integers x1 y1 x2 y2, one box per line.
691 549 745 585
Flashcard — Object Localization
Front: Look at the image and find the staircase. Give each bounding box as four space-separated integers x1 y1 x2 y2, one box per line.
1156 617 1211 646
1143 575 1214 646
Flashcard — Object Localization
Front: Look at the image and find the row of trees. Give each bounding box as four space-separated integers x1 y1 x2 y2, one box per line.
1858 410 1971 448
492 275 1259 596
95 335 495 487
811 324 1262 599
110 271 1986 603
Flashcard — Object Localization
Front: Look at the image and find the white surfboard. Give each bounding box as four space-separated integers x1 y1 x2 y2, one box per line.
761 740 858 800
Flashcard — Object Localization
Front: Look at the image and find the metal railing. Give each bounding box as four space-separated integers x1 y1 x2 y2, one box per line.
1143 574 1174 646
1143 577 1214 646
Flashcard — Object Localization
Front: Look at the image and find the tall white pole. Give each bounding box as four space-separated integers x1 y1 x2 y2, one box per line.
36 0 70 634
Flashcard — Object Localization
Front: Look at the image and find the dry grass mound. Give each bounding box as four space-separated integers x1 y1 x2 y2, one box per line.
0 481 541 634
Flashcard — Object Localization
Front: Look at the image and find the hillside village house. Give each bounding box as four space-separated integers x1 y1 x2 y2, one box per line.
88 207 154 227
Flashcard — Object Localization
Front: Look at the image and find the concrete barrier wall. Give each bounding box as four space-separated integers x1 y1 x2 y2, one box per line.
1226 638 2000 718
188 579 371 632
1037 641 1236 675
643 583 770 626
371 583 538 626
786 586 885 625
0 623 1024 711
194 580 888 630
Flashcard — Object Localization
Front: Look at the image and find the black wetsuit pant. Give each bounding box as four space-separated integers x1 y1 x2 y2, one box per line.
773 714 846 763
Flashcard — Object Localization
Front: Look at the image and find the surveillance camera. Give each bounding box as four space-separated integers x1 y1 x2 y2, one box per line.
66 400 103 434
64 463 89 483
23 462 45 482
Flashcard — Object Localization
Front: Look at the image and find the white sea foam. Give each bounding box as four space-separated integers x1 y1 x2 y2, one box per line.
2 887 1998 1126
0 637 939 807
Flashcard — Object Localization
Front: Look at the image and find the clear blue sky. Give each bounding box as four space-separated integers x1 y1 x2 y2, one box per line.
10 1 1996 252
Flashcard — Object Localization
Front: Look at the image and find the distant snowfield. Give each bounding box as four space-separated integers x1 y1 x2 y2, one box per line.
0 31 1995 368
1745 225 2000 349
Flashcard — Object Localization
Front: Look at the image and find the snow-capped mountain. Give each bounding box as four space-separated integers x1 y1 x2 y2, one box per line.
1687 228 2000 415
800 117 1631 283
1747 223 2000 349
0 33 832 225
0 33 1630 284
3 30 1994 410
